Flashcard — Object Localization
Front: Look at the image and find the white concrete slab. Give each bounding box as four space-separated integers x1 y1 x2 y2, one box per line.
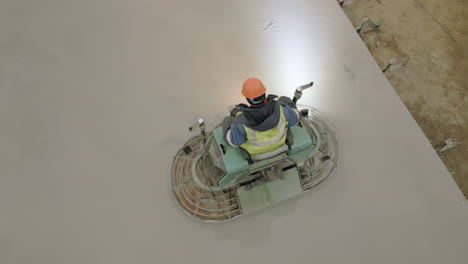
1 0 467 263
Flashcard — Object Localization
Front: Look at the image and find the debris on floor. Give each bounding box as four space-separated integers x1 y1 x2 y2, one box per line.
263 22 274 31
382 58 409 73
355 17 380 35
436 139 464 155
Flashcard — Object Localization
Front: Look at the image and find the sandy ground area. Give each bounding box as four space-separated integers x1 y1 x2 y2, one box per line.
341 0 468 198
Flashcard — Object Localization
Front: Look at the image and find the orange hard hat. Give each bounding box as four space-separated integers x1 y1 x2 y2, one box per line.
241 78 266 98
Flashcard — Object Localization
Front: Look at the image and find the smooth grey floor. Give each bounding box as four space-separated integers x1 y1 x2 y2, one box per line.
1 0 467 263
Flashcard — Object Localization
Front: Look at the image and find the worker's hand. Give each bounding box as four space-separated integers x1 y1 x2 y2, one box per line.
221 116 234 135
277 96 297 109
230 105 241 117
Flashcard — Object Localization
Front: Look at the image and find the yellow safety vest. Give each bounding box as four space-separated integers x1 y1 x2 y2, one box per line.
240 105 288 155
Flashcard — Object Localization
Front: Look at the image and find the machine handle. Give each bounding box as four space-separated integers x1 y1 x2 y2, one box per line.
293 82 314 103
188 118 206 144
298 82 314 91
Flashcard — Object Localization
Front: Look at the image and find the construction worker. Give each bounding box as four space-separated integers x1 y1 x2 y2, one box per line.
223 78 301 155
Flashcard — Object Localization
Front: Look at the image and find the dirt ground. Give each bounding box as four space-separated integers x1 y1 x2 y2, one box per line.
340 0 468 198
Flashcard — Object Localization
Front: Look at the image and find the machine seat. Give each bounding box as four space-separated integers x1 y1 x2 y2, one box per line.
250 144 289 161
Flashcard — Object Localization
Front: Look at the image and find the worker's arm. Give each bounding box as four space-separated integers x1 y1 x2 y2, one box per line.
225 123 247 147
222 115 247 147
277 96 301 126
282 105 300 127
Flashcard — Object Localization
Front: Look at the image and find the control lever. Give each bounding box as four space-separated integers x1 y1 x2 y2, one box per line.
293 82 314 103
188 118 206 144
